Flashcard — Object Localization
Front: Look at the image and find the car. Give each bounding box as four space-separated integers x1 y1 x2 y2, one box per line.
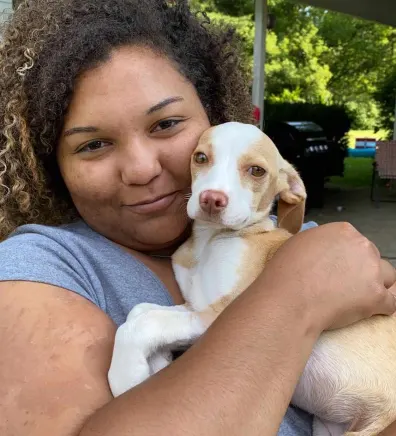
263 120 347 209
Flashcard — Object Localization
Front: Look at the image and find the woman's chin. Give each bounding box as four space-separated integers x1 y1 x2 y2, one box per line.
135 216 192 254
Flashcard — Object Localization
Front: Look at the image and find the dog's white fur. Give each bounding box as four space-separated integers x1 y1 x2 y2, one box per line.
108 122 396 436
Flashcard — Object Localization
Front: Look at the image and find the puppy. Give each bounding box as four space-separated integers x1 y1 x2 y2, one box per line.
108 122 396 436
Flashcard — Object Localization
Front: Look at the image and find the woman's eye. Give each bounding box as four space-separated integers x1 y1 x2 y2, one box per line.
77 140 112 153
152 119 183 133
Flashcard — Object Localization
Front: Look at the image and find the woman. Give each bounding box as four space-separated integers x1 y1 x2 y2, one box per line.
0 1 395 435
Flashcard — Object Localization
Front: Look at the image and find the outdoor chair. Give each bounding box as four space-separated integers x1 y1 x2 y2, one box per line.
371 140 396 205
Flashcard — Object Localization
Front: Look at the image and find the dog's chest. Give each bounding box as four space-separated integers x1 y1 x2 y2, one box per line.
180 235 247 311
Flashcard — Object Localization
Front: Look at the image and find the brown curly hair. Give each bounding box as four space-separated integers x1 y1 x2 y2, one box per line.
0 0 253 239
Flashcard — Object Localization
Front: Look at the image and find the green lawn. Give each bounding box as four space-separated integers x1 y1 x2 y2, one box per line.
330 157 373 188
330 129 386 189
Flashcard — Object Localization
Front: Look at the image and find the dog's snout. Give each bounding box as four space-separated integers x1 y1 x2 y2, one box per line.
199 190 229 214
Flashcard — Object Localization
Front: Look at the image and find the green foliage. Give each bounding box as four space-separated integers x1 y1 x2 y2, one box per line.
376 68 396 136
206 12 255 62
265 24 332 104
211 0 254 16
189 0 216 13
344 99 381 131
317 12 396 130
204 3 332 105
191 0 396 131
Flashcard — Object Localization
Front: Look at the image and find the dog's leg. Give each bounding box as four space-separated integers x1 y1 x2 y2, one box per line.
108 320 151 397
344 415 396 436
125 303 208 355
108 304 208 396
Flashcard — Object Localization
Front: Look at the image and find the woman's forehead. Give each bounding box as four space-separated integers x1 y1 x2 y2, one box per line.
64 46 198 122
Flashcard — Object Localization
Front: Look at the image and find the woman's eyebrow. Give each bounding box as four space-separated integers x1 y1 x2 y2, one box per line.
146 96 184 115
63 97 184 137
63 126 99 137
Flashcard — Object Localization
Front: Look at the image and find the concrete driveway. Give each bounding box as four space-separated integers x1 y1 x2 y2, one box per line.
306 184 396 267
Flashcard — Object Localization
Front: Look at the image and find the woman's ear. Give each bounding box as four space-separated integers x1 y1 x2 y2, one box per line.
277 159 307 235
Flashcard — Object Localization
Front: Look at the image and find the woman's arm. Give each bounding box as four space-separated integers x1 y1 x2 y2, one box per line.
379 421 396 435
82 277 318 436
0 281 115 435
0 278 315 436
82 223 396 436
1 223 395 436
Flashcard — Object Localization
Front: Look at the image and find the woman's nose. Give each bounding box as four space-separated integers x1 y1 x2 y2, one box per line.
119 140 162 186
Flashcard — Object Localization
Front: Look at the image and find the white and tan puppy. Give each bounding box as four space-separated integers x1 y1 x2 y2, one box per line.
108 122 304 396
109 122 396 436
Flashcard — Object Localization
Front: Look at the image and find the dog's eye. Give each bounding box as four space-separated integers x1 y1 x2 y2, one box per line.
248 166 266 177
194 152 208 164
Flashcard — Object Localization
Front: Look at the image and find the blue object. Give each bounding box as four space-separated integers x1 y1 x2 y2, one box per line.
348 148 376 158
270 215 318 231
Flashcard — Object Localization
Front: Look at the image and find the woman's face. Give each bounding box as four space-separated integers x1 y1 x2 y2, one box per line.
57 46 210 252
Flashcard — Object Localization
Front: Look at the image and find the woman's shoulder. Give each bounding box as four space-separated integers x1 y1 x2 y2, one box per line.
6 220 106 244
0 221 173 326
0 220 120 274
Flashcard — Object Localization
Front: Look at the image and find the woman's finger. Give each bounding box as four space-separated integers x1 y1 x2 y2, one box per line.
381 282 396 316
370 241 381 259
380 259 396 289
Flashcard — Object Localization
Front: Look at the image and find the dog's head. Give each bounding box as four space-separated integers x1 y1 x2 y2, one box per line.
187 122 307 233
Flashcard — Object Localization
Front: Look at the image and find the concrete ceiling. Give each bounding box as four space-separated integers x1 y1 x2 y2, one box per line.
297 0 396 27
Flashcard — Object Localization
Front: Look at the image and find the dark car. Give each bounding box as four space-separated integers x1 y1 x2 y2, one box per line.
263 120 347 208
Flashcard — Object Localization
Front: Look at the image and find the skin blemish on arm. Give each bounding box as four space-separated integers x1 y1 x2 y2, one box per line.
0 282 116 436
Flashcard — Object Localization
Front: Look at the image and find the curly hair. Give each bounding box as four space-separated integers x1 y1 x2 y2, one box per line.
0 0 253 239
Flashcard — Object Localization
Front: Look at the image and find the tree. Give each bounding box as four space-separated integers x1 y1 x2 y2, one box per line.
212 0 254 16
200 1 332 104
265 21 332 103
318 12 396 129
376 68 396 135
191 0 396 130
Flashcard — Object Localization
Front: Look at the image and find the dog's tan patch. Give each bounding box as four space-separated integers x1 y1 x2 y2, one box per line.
238 145 269 192
190 126 223 182
237 135 291 217
276 160 307 234
229 227 292 301
172 236 197 269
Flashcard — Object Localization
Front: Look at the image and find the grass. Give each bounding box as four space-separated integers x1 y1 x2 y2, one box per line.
346 130 389 148
330 157 373 188
330 129 387 189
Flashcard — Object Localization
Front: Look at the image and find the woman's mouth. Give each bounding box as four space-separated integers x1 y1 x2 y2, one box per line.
123 191 180 214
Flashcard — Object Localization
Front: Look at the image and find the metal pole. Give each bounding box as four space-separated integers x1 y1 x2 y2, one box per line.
252 0 268 131
393 94 396 141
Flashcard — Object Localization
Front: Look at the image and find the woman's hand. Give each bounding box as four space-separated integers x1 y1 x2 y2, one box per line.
261 222 396 332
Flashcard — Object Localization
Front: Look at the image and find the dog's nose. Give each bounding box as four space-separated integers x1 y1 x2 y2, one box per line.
199 190 229 214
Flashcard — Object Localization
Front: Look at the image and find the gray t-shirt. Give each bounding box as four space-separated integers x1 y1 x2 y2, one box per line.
0 220 315 435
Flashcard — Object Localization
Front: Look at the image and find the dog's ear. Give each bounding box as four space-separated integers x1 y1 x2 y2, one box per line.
277 159 307 234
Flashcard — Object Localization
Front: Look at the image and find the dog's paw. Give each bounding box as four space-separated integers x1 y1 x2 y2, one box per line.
108 346 151 397
149 350 173 374
126 303 164 321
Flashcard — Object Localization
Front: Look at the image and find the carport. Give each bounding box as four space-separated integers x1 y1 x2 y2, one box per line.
252 0 396 135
